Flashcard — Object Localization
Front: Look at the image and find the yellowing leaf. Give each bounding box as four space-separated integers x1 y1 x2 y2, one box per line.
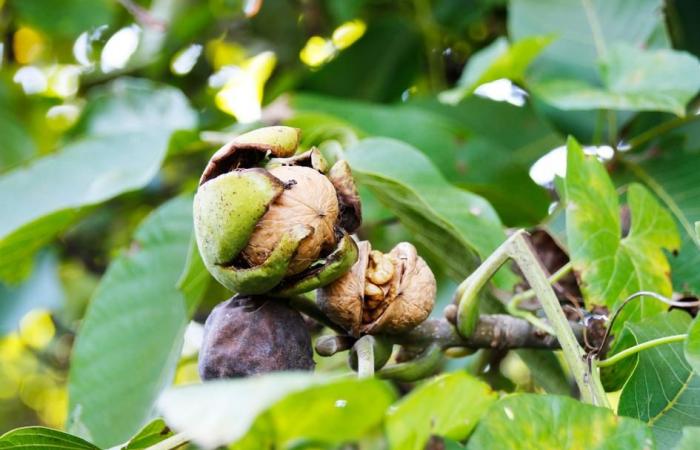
332 20 366 50
299 36 335 67
14 27 44 64
215 51 276 123
19 309 55 350
563 137 680 323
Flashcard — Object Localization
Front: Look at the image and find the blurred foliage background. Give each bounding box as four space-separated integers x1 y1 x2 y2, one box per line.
0 0 699 440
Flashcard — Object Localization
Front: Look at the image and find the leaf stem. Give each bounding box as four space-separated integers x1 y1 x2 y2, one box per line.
596 334 687 368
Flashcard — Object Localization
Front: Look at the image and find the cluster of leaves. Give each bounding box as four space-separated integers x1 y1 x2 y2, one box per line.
1 0 700 449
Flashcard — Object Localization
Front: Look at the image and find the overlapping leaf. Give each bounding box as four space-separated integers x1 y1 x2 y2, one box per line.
157 373 396 449
346 137 515 288
0 78 196 283
466 394 653 449
0 426 98 450
440 35 552 104
386 372 497 450
563 137 679 322
68 196 193 448
617 311 700 448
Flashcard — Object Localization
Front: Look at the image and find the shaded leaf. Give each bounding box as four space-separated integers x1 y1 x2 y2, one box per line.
10 0 114 39
0 78 196 283
440 35 552 104
67 196 193 448
618 311 700 448
386 372 496 450
345 137 515 288
685 313 700 375
673 427 700 450
563 137 679 322
533 45 700 116
467 394 654 450
0 426 98 450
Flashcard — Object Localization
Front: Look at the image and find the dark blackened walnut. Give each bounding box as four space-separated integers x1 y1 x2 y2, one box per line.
198 296 315 379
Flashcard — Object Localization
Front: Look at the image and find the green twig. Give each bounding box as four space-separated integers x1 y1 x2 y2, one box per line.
627 114 700 150
596 334 687 368
456 231 609 407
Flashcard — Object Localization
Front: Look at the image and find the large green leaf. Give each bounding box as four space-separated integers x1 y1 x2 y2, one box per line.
345 137 515 288
386 372 496 450
158 373 395 449
256 377 395 448
10 0 114 39
617 311 700 448
510 0 665 82
533 45 700 116
563 137 680 321
67 196 193 448
466 394 653 449
292 94 560 226
0 78 196 283
0 427 98 450
440 36 552 104
621 144 700 295
122 419 173 450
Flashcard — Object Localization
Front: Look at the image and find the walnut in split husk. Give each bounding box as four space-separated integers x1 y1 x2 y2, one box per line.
318 240 436 336
198 295 315 379
193 126 361 295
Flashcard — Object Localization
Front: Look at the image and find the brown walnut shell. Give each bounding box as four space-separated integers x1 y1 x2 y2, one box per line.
241 165 339 275
198 296 315 379
318 240 436 336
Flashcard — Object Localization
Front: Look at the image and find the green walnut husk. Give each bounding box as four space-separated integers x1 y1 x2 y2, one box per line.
194 126 361 295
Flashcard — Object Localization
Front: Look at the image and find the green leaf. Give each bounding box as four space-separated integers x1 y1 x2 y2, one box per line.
685 314 700 375
440 36 552 104
259 377 395 448
345 137 515 288
533 45 700 116
0 78 196 283
386 372 496 450
122 419 173 450
67 196 193 448
158 373 395 449
514 349 571 395
563 137 680 321
292 94 561 226
674 427 700 450
0 426 98 450
11 0 115 39
176 235 213 316
617 311 700 448
510 0 665 83
466 394 653 450
621 146 700 295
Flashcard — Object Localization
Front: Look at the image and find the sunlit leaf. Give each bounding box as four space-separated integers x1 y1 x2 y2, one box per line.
386 372 496 450
562 137 680 322
67 196 193 448
122 419 173 449
466 394 653 450
0 426 98 449
158 373 393 449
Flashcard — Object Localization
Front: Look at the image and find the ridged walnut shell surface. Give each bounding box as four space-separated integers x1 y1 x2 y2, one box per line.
318 241 436 336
